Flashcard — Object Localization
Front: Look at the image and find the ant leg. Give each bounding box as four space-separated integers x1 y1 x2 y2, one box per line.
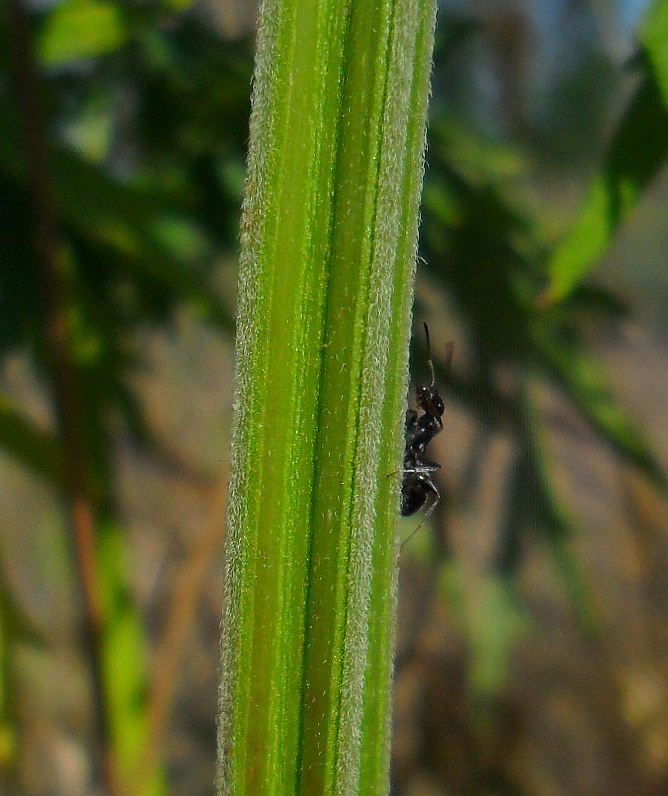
402 459 441 475
399 479 440 554
387 459 440 480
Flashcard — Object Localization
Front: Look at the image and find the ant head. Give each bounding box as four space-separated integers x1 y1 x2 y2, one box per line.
416 383 445 420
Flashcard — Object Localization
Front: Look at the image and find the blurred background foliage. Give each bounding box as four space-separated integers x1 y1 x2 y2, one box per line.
0 0 667 795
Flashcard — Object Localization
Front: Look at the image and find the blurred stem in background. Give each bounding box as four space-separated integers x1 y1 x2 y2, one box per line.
8 0 116 791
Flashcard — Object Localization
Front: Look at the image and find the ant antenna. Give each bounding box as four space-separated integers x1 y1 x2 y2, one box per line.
423 322 436 387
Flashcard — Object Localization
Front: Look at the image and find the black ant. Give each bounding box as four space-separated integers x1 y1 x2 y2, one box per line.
399 323 451 551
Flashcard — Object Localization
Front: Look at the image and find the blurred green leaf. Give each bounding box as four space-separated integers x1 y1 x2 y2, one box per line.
0 146 232 339
545 54 668 302
37 0 128 67
0 398 64 488
468 576 527 699
523 383 600 631
0 578 18 775
162 0 196 11
642 0 668 105
0 178 42 351
429 119 525 183
494 385 599 633
98 520 166 795
51 152 233 326
540 341 666 489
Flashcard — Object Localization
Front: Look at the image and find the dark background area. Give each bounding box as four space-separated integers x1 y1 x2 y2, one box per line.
1 0 667 794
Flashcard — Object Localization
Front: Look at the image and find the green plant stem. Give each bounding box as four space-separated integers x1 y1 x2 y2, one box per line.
217 0 437 793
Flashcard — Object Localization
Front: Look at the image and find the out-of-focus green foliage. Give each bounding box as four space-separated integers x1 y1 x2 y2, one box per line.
546 0 668 302
414 9 668 701
0 1 251 792
546 51 668 303
0 397 64 487
37 0 129 66
642 0 668 104
0 16 242 528
1 2 249 458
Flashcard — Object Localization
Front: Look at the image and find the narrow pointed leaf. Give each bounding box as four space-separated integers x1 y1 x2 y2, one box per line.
545 54 668 303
